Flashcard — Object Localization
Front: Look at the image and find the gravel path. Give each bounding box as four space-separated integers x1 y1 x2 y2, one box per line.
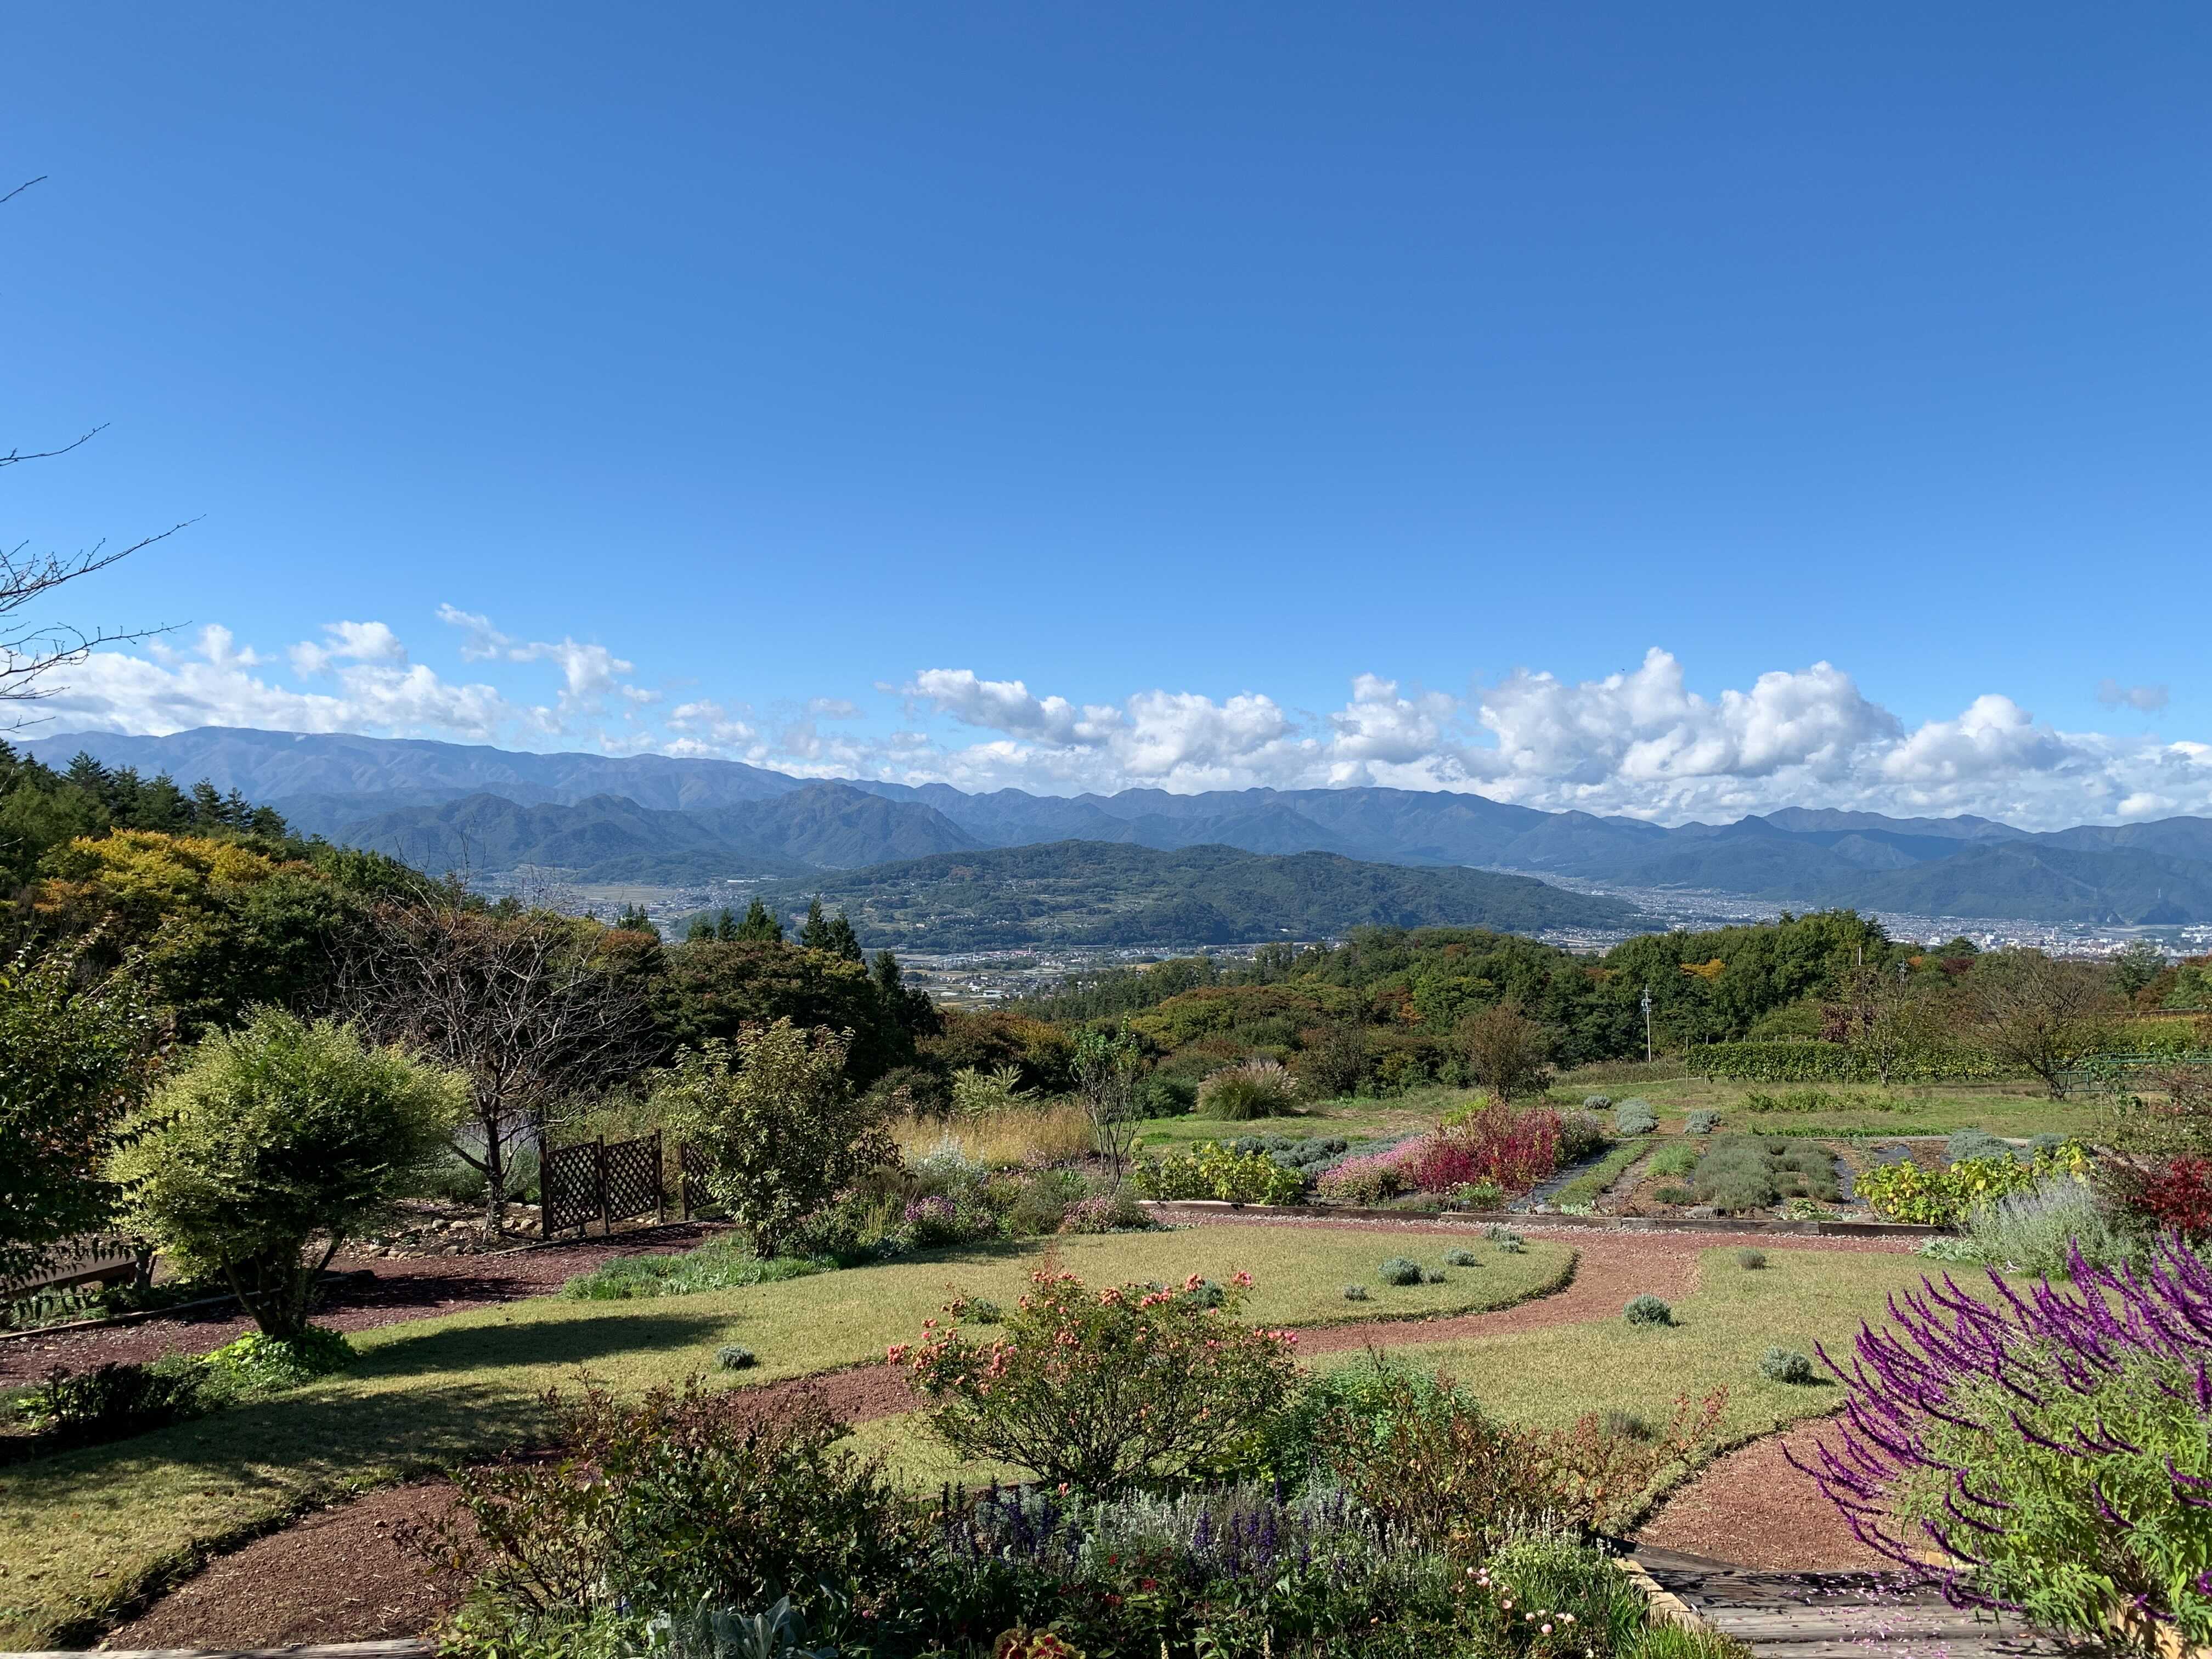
0 1225 724 1384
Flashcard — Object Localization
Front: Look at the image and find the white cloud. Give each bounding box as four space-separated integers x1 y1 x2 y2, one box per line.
38 616 2212 831
2097 678 2170 713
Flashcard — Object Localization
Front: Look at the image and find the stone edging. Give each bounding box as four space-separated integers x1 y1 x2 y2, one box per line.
1139 1198 1953 1237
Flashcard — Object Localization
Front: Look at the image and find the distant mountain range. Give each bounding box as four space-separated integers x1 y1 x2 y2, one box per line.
747 841 1643 951
26 726 2212 927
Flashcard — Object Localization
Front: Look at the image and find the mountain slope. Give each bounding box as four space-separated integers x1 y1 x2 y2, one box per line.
331 783 977 879
757 840 1644 950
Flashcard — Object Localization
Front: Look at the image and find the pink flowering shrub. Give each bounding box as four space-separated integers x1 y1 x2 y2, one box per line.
895 1268 1302 1493
1314 1139 1425 1203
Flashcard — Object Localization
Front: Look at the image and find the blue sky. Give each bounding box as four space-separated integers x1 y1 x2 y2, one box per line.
5 4 2210 825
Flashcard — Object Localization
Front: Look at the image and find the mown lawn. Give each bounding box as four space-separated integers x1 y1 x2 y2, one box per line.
0 1227 1568 1647
858 1246 1942 1525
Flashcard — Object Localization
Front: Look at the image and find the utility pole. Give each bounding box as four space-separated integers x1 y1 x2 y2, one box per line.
1640 984 1653 1064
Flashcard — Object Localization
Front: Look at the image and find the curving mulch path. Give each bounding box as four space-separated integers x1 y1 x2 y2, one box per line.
1634 1421 1886 1571
83 1223 1919 1649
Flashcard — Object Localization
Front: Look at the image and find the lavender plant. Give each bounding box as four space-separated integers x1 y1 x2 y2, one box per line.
1790 1235 2212 1648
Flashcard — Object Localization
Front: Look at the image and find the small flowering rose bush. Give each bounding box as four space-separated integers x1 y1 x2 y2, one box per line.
898 1268 1303 1494
1791 1235 2212 1649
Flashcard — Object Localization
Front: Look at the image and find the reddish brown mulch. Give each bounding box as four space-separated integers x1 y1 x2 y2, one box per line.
1636 1421 1889 1571
0 1225 724 1384
103 1481 467 1649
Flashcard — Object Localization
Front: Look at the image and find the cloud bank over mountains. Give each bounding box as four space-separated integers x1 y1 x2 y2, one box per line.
36 608 2210 830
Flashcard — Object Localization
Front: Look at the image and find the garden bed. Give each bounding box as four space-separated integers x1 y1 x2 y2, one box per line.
1140 1198 1953 1237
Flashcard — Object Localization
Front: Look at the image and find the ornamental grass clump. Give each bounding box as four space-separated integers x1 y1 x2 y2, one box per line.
1790 1235 2212 1650
1196 1058 1302 1121
898 1267 1303 1495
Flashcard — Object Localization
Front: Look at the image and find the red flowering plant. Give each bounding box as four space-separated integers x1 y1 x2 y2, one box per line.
1413 1104 1565 1195
895 1268 1302 1495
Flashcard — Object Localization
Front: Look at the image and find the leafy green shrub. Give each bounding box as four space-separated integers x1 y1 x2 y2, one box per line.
1623 1294 1673 1327
1132 1072 1195 1117
15 1358 210 1446
1377 1257 1423 1286
1342 1283 1369 1301
1736 1248 1767 1269
659 1021 897 1260
902 1267 1301 1493
1582 1094 1612 1110
1195 1058 1302 1121
1136 1141 1307 1205
562 1239 824 1300
1486 1226 1528 1253
1858 1144 2088 1224
1654 1184 1695 1205
110 1010 465 1337
202 1327 355 1391
1613 1098 1657 1136
1057 1192 1153 1234
1442 1246 1481 1267
715 1345 756 1371
425 1379 917 1651
1759 1347 1815 1384
1480 1526 1651 1656
1684 1109 1720 1135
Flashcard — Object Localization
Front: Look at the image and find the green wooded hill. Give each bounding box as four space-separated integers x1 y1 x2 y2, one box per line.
754 839 1643 951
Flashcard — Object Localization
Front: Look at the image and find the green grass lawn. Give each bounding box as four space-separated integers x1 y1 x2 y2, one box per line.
858 1246 1940 1526
0 1227 1568 1647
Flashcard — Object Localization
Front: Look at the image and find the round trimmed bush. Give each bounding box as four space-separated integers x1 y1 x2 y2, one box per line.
1737 1247 1768 1269
1342 1284 1369 1301
1376 1257 1423 1286
1946 1128 2015 1165
1654 1184 1694 1205
1423 1268 1448 1284
1623 1294 1673 1328
1442 1246 1481 1267
1685 1109 1721 1135
1759 1346 1815 1384
1583 1094 1612 1110
1602 1408 1654 1441
1179 1277 1227 1308
1614 1098 1658 1136
715 1344 757 1370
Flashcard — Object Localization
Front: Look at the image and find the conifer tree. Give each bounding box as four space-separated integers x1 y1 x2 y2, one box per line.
799 896 833 951
737 897 784 943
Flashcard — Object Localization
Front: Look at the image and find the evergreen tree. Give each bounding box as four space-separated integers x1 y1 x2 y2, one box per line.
736 898 784 943
615 904 659 938
825 910 862 962
871 948 939 1035
799 896 833 951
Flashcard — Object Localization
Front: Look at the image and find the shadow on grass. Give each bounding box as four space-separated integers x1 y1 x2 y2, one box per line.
354 1308 736 1380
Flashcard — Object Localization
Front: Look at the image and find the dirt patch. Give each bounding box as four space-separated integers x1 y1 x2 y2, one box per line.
1635 1421 1888 1571
1 1224 727 1384
103 1481 467 1649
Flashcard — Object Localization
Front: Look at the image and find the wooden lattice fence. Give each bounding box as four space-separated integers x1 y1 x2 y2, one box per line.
541 1132 717 1238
